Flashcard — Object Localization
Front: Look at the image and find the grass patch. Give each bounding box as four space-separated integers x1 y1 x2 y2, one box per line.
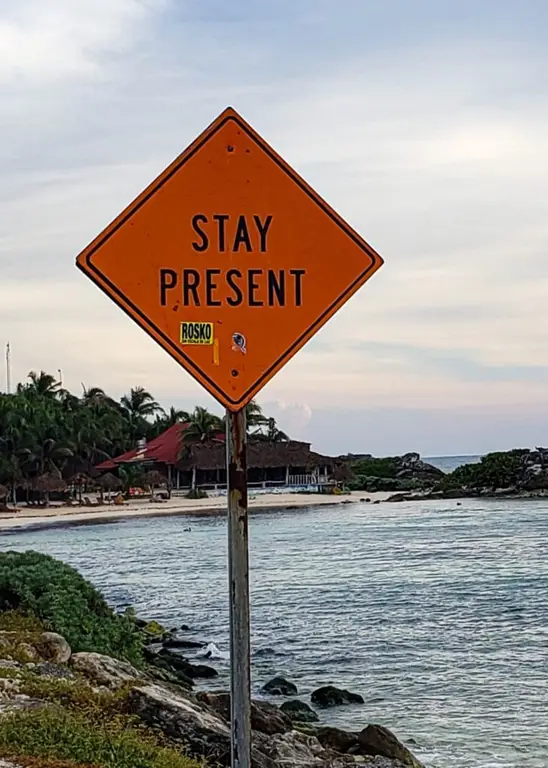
0 706 202 768
18 676 134 719
0 610 44 635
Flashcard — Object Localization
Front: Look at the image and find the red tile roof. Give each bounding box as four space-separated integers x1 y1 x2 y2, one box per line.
96 423 192 470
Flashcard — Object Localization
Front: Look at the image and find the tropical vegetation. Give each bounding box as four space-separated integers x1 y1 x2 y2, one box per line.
0 550 143 665
0 370 289 496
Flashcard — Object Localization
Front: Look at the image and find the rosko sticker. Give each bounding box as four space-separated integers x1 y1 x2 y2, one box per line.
180 322 214 345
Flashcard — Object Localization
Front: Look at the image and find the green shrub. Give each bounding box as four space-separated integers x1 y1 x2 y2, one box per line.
352 457 399 478
0 551 143 666
0 706 200 768
440 450 529 491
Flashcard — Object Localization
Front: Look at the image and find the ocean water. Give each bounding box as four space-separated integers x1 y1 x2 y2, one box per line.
425 455 482 473
2 498 547 768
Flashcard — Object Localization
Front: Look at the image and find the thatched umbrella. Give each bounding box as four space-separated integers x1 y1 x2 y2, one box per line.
143 470 166 500
144 470 166 487
98 472 122 503
34 473 67 506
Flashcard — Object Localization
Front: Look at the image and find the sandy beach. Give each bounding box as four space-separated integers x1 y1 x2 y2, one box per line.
0 490 390 532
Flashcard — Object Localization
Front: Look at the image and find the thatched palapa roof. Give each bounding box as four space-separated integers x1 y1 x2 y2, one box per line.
178 440 333 472
34 474 67 493
98 472 123 491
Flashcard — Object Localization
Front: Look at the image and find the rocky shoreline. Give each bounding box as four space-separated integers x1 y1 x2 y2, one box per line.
382 447 548 503
136 619 424 767
0 550 427 768
0 619 424 768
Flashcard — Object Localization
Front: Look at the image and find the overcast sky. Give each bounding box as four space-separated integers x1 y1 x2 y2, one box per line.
2 0 548 456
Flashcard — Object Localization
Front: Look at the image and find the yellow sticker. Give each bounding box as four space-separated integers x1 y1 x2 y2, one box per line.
180 322 214 345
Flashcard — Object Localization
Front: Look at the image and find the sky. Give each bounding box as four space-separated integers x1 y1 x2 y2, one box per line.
2 0 548 456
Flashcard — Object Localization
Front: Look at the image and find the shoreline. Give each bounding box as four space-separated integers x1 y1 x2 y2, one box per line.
0 490 390 532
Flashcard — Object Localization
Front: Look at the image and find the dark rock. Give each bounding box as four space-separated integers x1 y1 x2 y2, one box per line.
316 726 359 753
311 685 364 708
188 663 218 679
261 676 298 696
180 624 191 631
35 662 75 680
163 638 203 650
197 692 292 735
145 652 193 689
145 662 193 690
158 648 217 679
280 699 319 724
359 724 424 768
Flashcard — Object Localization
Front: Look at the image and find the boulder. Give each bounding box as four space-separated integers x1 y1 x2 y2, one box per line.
158 648 218 679
145 655 193 689
70 652 139 688
187 663 218 679
316 726 359 753
311 685 364 708
197 691 292 735
359 724 424 768
36 632 71 664
163 638 203 650
280 699 319 723
261 676 298 696
129 682 233 766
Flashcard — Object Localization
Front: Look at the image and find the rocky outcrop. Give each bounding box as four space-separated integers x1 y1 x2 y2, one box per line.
359 725 424 768
70 652 139 687
262 676 298 696
197 691 292 735
311 685 364 708
280 699 319 723
0 626 424 768
395 453 443 484
316 726 360 752
158 647 218 679
349 453 444 492
129 682 232 766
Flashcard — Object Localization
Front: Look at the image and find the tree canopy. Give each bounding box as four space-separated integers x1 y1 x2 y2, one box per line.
0 371 289 491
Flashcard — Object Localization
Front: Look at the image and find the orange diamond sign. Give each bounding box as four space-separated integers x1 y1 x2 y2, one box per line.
76 107 384 410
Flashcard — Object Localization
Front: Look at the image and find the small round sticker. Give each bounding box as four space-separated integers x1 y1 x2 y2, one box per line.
232 332 247 354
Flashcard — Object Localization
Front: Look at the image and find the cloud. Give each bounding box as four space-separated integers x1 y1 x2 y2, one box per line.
1 1 548 452
0 0 162 83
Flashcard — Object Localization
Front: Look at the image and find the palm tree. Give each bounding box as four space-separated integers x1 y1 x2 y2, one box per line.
252 417 289 442
182 406 224 444
19 371 61 399
165 406 190 426
245 400 267 430
120 387 163 421
120 387 163 442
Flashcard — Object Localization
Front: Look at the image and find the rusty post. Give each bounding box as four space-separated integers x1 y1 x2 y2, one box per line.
226 408 251 768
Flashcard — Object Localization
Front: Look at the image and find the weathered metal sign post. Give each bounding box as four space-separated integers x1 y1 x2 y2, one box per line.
76 107 384 768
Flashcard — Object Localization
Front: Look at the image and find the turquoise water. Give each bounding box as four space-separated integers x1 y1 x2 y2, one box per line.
2 499 547 768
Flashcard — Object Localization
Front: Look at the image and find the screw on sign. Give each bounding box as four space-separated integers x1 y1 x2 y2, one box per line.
76 107 384 768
